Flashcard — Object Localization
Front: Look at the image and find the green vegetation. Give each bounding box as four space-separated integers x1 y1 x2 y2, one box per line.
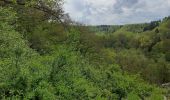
0 0 169 99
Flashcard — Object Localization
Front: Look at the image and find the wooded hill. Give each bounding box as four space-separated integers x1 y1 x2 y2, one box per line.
0 0 169 99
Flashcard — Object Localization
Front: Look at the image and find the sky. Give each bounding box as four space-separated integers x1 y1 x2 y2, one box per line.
63 0 170 25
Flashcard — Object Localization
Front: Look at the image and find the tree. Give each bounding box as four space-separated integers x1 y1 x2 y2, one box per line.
2 0 70 32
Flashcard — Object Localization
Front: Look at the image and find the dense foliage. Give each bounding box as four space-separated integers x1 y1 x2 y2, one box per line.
89 17 170 85
0 0 169 99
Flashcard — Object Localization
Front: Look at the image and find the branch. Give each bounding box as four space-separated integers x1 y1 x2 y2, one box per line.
2 0 70 32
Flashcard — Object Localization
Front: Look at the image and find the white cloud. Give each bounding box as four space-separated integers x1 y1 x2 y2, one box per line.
64 0 170 25
86 0 117 10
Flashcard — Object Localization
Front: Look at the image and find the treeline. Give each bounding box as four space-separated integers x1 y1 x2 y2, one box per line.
0 0 169 100
87 18 170 35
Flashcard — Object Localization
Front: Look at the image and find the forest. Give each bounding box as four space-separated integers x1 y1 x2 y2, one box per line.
0 0 169 100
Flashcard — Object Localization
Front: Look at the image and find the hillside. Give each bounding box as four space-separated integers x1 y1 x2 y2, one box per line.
87 17 170 85
0 1 169 100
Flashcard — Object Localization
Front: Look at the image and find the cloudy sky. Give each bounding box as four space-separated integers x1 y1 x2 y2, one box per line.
63 0 170 25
